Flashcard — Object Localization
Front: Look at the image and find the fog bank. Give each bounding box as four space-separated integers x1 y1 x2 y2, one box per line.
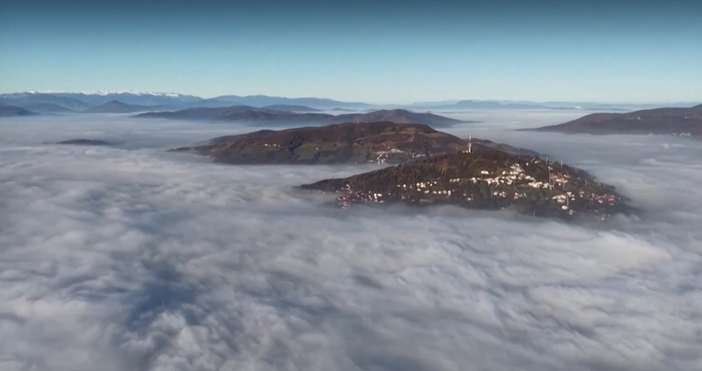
0 114 700 371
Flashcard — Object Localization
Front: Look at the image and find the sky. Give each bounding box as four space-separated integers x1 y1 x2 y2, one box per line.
1 0 701 103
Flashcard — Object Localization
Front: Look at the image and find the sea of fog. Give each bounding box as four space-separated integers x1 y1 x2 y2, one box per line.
0 112 701 371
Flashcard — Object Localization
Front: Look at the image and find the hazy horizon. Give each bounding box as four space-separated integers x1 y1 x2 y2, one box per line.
1 90 700 107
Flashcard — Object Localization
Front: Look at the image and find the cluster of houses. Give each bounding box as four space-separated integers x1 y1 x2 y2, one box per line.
337 190 388 209
332 155 622 216
589 192 619 205
373 148 424 164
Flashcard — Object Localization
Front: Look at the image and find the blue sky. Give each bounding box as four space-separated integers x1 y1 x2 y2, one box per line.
1 0 700 103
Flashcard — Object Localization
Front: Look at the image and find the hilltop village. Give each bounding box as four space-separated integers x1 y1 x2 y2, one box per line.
301 147 629 219
165 120 631 219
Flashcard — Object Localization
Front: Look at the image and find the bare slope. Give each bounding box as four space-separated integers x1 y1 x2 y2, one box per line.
170 122 537 165
529 104 702 138
171 121 468 164
134 107 466 127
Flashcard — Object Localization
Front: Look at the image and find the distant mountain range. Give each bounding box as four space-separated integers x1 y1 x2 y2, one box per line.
4 91 202 106
0 93 90 111
0 91 698 116
527 104 702 138
408 100 701 111
133 107 467 128
209 95 374 109
12 103 75 114
0 92 375 112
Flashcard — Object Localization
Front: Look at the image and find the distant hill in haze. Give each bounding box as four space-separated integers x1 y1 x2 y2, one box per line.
0 104 37 117
83 100 152 113
134 105 315 122
261 104 320 112
0 93 89 111
13 103 74 113
150 96 376 111
50 139 115 146
527 104 702 138
434 100 548 110
133 106 467 128
330 109 466 127
410 100 462 108
210 95 374 109
161 98 239 110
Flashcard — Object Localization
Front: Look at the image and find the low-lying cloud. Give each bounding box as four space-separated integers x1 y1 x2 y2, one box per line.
0 113 701 371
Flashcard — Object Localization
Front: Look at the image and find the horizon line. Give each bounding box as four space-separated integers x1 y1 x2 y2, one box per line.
0 90 699 106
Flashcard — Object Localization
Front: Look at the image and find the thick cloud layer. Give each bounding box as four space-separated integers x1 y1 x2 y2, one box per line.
0 113 701 371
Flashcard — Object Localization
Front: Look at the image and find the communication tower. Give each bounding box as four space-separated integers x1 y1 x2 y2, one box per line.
468 133 473 153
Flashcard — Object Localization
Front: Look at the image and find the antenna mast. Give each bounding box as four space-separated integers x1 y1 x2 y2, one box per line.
468 133 473 153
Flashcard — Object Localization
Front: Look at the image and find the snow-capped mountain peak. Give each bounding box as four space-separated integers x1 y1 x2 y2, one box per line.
1 90 203 107
24 90 189 97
